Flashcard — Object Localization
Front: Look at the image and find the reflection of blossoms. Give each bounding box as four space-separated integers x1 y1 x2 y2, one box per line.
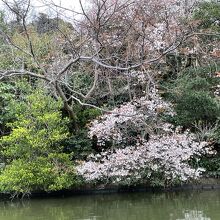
77 132 213 185
177 210 211 220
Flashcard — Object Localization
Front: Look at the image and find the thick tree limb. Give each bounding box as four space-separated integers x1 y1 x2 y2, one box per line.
0 70 50 81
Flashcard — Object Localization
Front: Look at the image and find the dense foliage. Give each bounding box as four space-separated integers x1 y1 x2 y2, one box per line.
0 89 78 195
194 1 220 31
0 0 219 195
162 66 220 128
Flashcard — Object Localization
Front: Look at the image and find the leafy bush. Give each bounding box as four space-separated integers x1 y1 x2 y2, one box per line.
63 129 93 159
0 154 76 195
0 89 78 195
194 1 220 31
197 154 220 178
74 105 101 128
162 66 220 128
62 106 101 159
174 91 219 127
0 80 34 136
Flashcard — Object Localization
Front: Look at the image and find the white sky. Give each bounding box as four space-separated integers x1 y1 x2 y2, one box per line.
33 0 89 21
33 0 85 14
45 0 81 8
0 0 87 21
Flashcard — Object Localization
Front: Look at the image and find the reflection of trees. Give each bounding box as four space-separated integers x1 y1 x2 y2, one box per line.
0 190 218 220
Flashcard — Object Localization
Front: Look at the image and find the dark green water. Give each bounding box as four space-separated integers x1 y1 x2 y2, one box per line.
0 190 220 220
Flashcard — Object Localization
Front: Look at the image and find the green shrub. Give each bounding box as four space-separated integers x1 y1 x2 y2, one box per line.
174 91 220 127
0 154 76 195
74 105 101 128
162 66 220 128
63 129 93 160
211 123 220 144
0 89 78 195
194 1 220 31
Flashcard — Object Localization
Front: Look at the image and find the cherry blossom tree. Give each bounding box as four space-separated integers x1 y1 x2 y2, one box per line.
76 131 213 186
77 87 215 186
0 0 200 125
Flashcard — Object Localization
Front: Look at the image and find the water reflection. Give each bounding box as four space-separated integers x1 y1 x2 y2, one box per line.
177 210 211 220
0 190 219 220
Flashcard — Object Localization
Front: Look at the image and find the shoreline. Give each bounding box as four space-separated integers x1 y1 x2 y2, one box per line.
1 178 219 199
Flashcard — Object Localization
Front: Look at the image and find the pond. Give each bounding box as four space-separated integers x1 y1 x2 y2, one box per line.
0 190 220 220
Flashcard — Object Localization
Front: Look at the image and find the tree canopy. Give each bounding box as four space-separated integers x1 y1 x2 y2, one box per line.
0 0 219 196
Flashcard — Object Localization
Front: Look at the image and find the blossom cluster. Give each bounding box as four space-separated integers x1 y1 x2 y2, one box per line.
76 132 213 185
88 88 175 146
88 102 137 145
125 71 147 83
